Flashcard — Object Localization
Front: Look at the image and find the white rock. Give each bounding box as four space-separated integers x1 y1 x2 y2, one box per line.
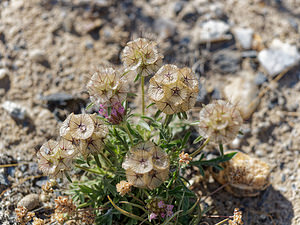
258 39 300 77
0 68 9 79
233 27 253 49
223 72 260 119
197 20 231 43
17 194 39 211
29 49 47 63
2 101 27 120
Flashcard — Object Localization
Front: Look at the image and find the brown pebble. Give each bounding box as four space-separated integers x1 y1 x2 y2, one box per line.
17 194 40 211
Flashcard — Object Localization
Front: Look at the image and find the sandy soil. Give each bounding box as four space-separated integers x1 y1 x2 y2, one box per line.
0 0 299 224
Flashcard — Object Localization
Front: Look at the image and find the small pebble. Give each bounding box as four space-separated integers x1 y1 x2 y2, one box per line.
233 27 254 49
29 49 47 63
2 101 28 121
17 194 40 211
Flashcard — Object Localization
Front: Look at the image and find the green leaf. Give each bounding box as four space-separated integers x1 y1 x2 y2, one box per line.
79 185 99 194
134 73 141 82
193 136 203 144
146 102 155 108
154 110 162 119
127 92 138 97
191 152 237 167
181 131 191 148
219 143 224 157
138 119 151 131
64 171 72 183
177 113 182 119
107 196 146 222
182 111 188 120
86 102 94 110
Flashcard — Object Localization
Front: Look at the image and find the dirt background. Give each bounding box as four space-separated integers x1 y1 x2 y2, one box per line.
0 0 299 224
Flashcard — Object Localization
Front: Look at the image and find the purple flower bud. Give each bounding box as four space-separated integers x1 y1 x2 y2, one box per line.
158 200 165 209
166 210 173 217
166 204 174 211
149 213 157 220
161 213 165 218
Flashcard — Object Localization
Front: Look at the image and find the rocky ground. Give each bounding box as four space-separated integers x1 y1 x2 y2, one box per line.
0 0 299 224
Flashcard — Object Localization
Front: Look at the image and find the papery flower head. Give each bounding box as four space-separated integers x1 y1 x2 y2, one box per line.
122 141 169 189
121 38 163 77
116 180 132 196
148 64 199 114
87 67 128 106
198 100 243 144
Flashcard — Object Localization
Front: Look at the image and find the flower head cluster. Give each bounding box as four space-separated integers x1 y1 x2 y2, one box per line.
121 38 163 77
198 100 243 144
99 101 126 125
148 64 199 114
146 199 174 221
32 217 45 225
228 208 243 225
15 206 35 225
37 113 108 177
179 151 192 165
87 67 128 106
122 141 169 190
116 180 132 196
60 113 108 159
54 196 76 215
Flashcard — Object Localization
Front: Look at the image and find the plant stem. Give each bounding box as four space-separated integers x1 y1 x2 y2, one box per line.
99 152 114 169
123 123 134 145
215 218 229 225
190 138 210 158
141 76 145 115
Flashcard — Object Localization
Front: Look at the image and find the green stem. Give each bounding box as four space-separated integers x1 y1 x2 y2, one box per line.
99 152 114 170
141 75 145 115
190 138 210 158
122 123 134 145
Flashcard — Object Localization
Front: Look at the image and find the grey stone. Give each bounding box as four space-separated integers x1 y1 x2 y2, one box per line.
2 101 28 120
17 194 40 211
154 18 177 40
211 50 241 74
258 39 300 77
233 27 254 49
0 168 10 193
255 72 267 85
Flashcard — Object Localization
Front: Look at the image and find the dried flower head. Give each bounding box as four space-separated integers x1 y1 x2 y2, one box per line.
198 100 243 144
51 212 66 224
87 67 128 106
148 64 199 114
68 114 95 140
121 38 163 77
116 180 132 196
122 141 169 189
15 206 35 224
179 151 192 164
54 196 76 215
32 217 45 225
228 208 243 225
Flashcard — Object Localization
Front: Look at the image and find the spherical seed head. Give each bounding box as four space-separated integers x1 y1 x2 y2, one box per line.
148 65 199 114
125 169 147 188
68 114 95 140
60 113 74 138
116 180 132 196
153 64 179 85
152 146 169 170
37 140 59 176
199 100 243 144
121 38 162 76
122 150 154 174
87 67 128 106
144 168 169 190
90 113 109 137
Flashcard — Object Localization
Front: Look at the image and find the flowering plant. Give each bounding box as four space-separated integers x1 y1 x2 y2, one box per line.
35 38 243 225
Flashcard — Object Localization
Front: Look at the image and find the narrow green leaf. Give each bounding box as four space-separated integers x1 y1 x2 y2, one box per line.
119 201 148 213
64 171 72 183
146 102 155 109
219 143 224 157
181 131 191 148
182 111 188 120
193 136 203 144
154 110 162 119
177 113 182 119
86 102 94 110
134 73 141 82
107 196 145 222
